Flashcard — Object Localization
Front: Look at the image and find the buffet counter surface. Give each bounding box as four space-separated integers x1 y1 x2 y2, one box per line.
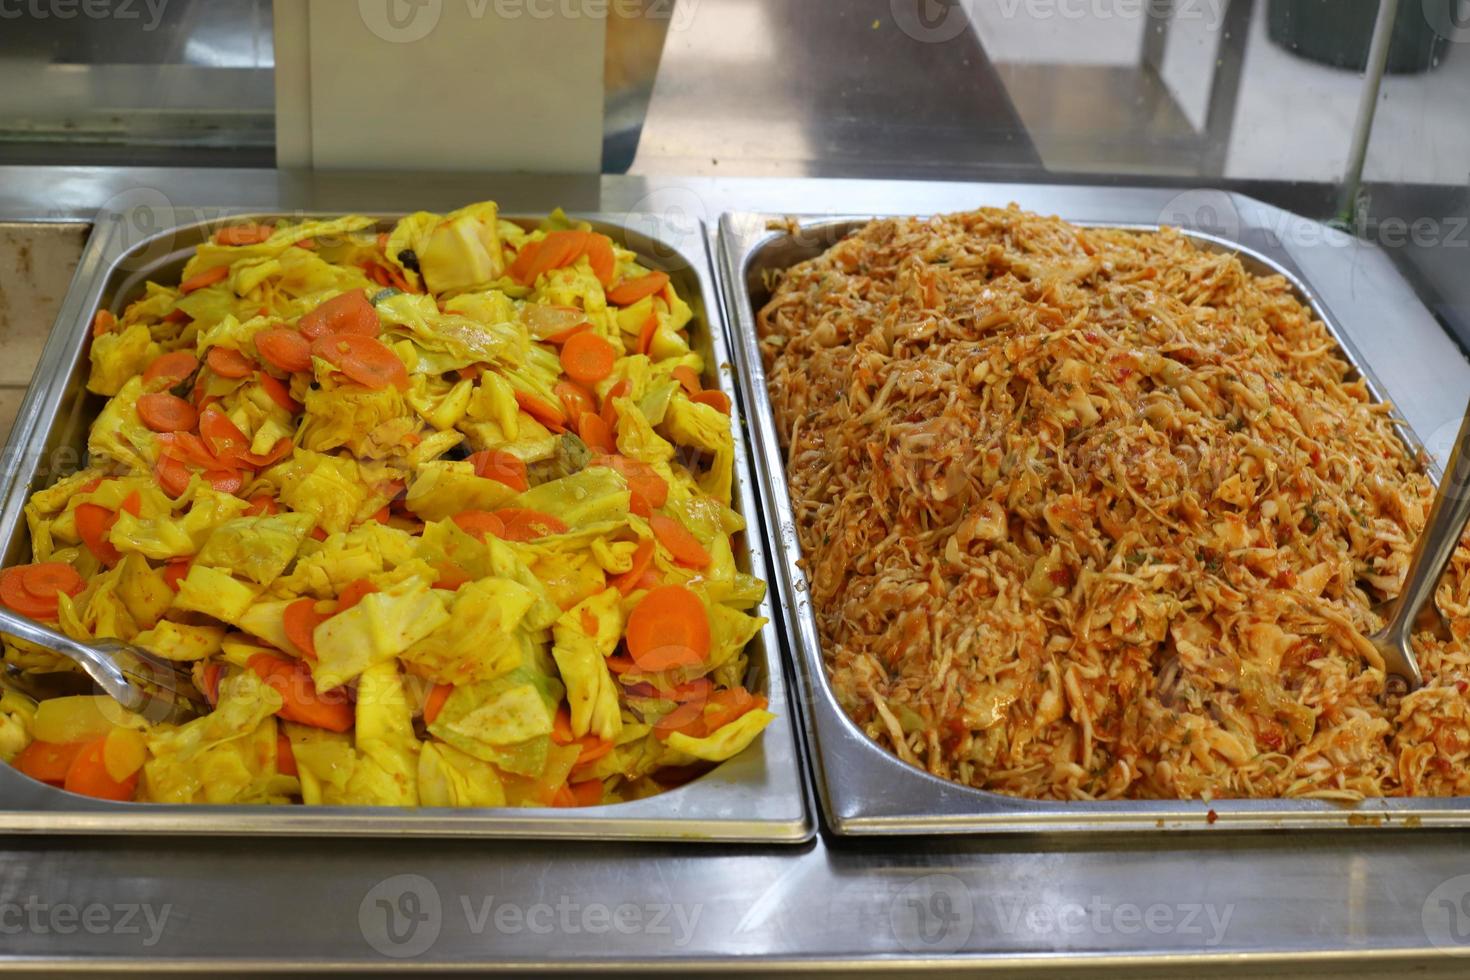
0 166 1468 976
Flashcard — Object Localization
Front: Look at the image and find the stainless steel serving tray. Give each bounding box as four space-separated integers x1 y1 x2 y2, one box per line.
718 209 1458 834
0 206 812 842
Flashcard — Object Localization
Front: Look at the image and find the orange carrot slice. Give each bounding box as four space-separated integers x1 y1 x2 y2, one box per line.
589 455 668 508
452 510 506 542
336 578 377 610
255 328 312 373
691 389 732 415
155 454 191 497
247 653 354 732
560 332 616 385
63 736 138 801
577 412 615 454
256 371 301 414
275 728 298 777
205 346 253 379
607 270 670 307
637 312 658 356
75 503 122 566
310 334 408 391
600 379 629 431
179 265 229 294
142 350 199 388
514 390 567 432
298 289 377 340
214 223 274 246
467 449 528 492
492 508 568 542
424 683 453 726
554 379 597 421
137 393 197 433
283 598 327 659
671 366 702 395
610 539 656 596
582 234 616 286
243 494 279 517
626 585 709 670
91 309 117 338
649 514 711 567
15 739 84 785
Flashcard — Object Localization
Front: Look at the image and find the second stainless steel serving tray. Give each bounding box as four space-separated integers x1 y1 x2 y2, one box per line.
717 207 1463 835
0 206 811 842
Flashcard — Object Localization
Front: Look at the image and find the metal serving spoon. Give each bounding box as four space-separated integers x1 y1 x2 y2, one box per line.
1371 402 1470 692
0 606 206 724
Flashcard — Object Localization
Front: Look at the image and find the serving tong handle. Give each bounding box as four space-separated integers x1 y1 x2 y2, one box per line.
1371 396 1470 691
0 606 205 724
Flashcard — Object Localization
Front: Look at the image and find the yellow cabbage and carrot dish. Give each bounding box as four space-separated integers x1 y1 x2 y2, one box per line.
0 203 773 808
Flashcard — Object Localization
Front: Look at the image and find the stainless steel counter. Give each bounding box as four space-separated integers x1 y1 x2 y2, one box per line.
1 167 1469 974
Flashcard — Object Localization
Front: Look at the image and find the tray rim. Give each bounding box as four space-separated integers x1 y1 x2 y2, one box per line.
0 205 813 843
717 206 1458 835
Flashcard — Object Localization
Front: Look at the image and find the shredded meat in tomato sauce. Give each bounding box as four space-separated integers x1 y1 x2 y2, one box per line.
758 206 1470 801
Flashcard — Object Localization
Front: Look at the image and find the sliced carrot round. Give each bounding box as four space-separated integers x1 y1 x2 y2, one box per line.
336 578 378 610
256 328 312 373
137 393 197 433
205 346 254 379
179 265 229 295
554 379 597 421
670 365 702 395
452 509 506 542
214 223 274 246
63 736 138 801
560 332 616 385
424 683 453 725
702 686 767 732
162 559 190 592
1 568 58 618
432 561 474 590
310 334 408 391
577 412 615 454
142 350 199 387
91 309 117 338
514 390 567 432
691 389 732 415
198 408 249 462
524 230 589 284
626 584 710 671
206 469 243 495
649 514 712 567
654 701 706 738
589 454 668 508
74 503 121 566
155 454 191 497
468 449 528 492
611 538 656 595
276 728 298 777
637 312 659 356
283 599 327 659
247 653 354 732
583 234 616 286
298 289 377 340
567 779 604 807
14 739 85 785
607 270 670 307
23 562 85 600
256 371 301 414
244 494 279 516
600 379 629 430
628 490 652 520
493 508 568 542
